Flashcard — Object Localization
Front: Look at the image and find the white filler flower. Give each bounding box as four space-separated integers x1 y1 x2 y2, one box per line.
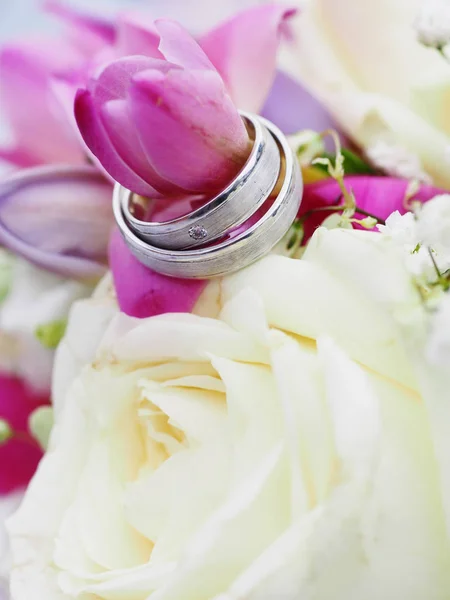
415 0 450 48
416 194 450 259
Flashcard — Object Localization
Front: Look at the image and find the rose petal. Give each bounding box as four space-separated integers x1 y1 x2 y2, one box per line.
262 70 335 134
130 68 249 194
109 229 206 318
0 165 113 280
0 374 47 493
200 5 297 111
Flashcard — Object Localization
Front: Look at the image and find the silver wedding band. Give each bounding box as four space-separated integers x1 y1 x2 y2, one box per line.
113 114 303 279
122 113 280 250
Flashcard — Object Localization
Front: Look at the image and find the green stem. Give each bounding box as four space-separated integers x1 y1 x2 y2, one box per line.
428 247 442 280
354 208 386 225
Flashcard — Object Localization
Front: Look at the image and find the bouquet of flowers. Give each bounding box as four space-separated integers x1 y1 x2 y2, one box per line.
0 0 450 598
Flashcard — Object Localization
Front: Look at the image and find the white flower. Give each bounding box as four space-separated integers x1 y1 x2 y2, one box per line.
416 194 450 259
8 227 450 600
427 291 450 365
366 140 432 183
415 0 450 48
378 210 418 246
282 0 450 189
0 251 92 393
379 198 450 286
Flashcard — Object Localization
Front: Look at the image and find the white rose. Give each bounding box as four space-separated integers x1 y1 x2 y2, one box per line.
0 491 22 600
0 251 92 393
426 291 450 365
281 0 450 188
8 228 450 600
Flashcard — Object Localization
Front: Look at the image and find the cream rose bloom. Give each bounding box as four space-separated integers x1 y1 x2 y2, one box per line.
8 227 450 600
281 0 450 188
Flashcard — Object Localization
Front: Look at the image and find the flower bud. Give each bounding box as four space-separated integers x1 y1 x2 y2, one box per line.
0 419 13 445
29 406 54 450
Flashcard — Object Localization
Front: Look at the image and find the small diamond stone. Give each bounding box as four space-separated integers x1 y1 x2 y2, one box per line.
188 225 208 241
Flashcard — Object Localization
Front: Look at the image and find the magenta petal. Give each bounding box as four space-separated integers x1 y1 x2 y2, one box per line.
0 165 114 279
156 19 215 71
301 176 444 240
0 374 48 493
130 68 249 193
75 88 160 198
109 229 207 318
200 5 297 111
101 99 185 196
304 176 443 215
262 70 335 134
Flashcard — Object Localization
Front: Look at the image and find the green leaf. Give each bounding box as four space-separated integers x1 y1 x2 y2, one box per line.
0 251 12 304
314 148 375 175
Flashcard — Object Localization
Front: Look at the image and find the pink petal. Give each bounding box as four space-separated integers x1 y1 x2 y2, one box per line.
0 374 48 494
87 56 185 195
262 70 335 134
116 13 163 57
89 55 169 104
156 19 216 71
0 165 114 280
101 99 185 196
200 5 297 111
301 176 444 240
75 88 159 198
109 229 207 318
0 147 40 170
130 68 249 194
44 0 116 47
0 46 85 167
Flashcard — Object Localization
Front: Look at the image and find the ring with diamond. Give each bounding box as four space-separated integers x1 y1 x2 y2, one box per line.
119 111 280 250
113 116 303 279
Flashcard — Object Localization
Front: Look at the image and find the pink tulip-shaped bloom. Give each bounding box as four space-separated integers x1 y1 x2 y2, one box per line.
75 20 251 198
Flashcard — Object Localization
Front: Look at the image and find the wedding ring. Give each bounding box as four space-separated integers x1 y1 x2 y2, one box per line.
113 116 303 279
121 112 280 250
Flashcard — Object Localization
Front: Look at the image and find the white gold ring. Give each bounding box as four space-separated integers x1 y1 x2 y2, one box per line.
121 112 280 250
113 116 303 279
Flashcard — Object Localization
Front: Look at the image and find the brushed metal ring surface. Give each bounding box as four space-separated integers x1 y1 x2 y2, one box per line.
113 117 303 279
121 111 280 250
